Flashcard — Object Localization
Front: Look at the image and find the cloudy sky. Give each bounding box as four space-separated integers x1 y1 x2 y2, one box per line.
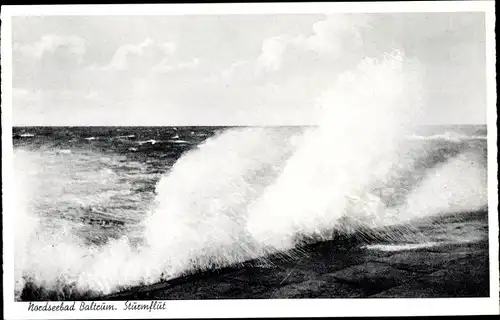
11 12 486 126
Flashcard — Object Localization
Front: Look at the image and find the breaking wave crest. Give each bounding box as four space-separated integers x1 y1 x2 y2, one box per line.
14 51 487 299
406 132 486 142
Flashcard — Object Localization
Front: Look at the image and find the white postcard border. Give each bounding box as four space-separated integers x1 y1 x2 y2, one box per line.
2 1 498 319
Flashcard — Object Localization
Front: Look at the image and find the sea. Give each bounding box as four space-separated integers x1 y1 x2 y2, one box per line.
12 124 488 300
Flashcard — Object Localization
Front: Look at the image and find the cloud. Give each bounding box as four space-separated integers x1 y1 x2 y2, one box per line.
156 57 200 73
108 38 176 71
257 15 371 72
13 34 91 91
11 13 486 126
14 34 86 61
257 37 288 71
12 87 31 98
301 15 368 53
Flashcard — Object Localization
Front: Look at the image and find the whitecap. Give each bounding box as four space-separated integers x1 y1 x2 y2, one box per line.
137 139 157 145
405 132 486 142
19 133 35 138
362 242 441 252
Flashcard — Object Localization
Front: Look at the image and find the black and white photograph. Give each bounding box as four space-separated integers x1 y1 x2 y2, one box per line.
1 1 498 318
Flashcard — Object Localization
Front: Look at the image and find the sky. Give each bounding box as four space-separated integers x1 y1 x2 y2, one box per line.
11 12 486 126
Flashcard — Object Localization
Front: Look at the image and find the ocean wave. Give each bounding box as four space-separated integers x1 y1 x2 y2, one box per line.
362 242 441 252
166 139 190 144
137 139 158 145
20 133 35 138
406 132 487 142
14 51 488 300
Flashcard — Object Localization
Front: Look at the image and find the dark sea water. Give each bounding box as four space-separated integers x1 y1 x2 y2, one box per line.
13 127 225 245
12 125 488 300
